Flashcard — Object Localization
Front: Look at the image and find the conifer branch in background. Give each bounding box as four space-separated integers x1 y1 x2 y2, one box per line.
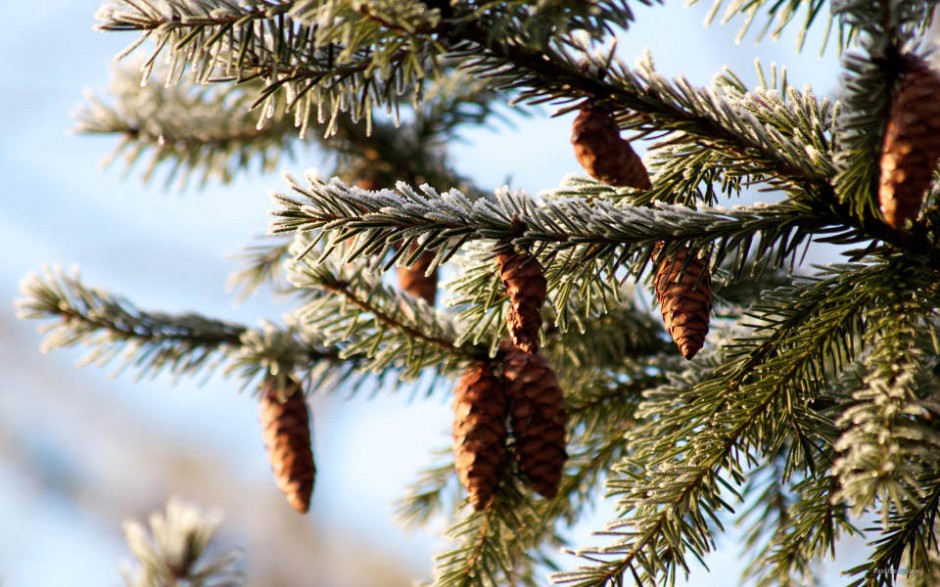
120 498 244 587
76 67 299 188
15 266 348 386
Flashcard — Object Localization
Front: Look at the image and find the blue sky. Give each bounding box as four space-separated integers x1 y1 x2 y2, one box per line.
0 2 867 586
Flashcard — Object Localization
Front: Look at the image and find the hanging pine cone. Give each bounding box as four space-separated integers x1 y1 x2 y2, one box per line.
497 249 547 354
453 363 508 510
259 378 316 513
879 55 940 229
398 247 438 305
653 243 712 360
571 106 652 190
501 349 567 498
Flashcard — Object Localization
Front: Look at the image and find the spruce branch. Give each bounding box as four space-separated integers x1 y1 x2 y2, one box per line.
455 28 835 194
227 236 295 302
695 0 832 51
287 247 487 381
270 175 856 312
555 261 907 586
15 266 345 386
429 362 667 587
831 259 940 529
738 464 856 587
75 66 301 189
847 479 940 587
432 475 555 587
95 0 441 134
120 498 244 587
78 60 496 193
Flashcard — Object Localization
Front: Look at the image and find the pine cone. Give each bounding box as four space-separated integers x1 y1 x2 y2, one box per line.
880 56 940 229
259 378 316 513
398 248 438 305
653 243 712 360
571 106 651 190
502 349 567 498
453 363 508 510
355 177 383 191
497 250 547 354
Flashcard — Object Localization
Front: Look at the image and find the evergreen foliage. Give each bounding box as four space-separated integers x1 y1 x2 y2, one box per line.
120 498 244 587
17 0 940 585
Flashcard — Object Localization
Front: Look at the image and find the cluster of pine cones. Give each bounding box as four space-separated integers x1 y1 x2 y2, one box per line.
452 250 568 509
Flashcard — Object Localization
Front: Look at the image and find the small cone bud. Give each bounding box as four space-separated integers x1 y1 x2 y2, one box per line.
571 106 651 190
880 56 940 229
497 250 547 354
260 378 316 513
453 363 508 510
501 349 567 498
398 248 438 305
355 177 383 191
358 178 439 303
653 243 712 360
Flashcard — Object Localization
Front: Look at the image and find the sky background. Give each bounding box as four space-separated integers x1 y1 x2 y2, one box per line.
0 2 883 586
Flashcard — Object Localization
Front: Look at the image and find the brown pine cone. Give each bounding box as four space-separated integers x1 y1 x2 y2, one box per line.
453 363 508 510
501 349 567 498
571 106 651 190
497 250 547 354
880 55 940 229
653 243 712 360
398 248 438 305
260 378 316 513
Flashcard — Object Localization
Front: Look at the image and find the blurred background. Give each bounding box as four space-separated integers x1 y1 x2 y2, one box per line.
0 2 883 585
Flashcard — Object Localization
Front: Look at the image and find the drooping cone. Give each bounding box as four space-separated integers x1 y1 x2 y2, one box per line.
653 243 712 360
880 55 940 229
571 106 652 190
501 349 567 498
259 378 316 513
453 363 508 510
398 248 438 305
497 250 547 354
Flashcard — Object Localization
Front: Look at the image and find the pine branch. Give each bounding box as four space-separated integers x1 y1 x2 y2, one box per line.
227 236 295 302
16 266 346 386
95 0 441 134
120 498 244 587
287 248 487 382
739 464 856 587
433 475 556 587
846 479 940 587
555 261 906 586
270 175 860 313
454 26 835 195
75 66 301 189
